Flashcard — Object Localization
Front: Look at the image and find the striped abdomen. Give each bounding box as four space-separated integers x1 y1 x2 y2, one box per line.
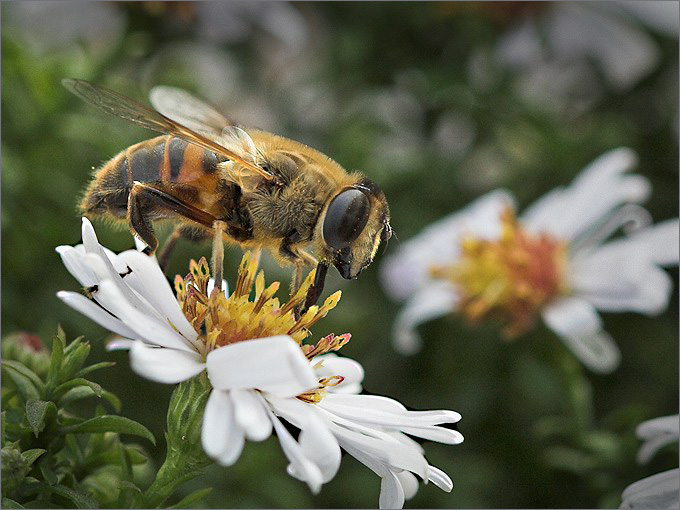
81 135 222 216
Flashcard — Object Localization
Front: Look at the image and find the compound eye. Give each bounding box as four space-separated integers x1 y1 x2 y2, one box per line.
323 189 370 250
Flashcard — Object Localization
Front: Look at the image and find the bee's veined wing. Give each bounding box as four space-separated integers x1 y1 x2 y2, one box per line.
149 85 233 138
62 78 275 182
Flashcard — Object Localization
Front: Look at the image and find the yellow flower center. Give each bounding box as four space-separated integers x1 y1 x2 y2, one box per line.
174 251 350 402
431 207 568 339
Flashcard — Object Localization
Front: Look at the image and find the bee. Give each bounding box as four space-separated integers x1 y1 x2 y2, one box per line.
62 79 392 311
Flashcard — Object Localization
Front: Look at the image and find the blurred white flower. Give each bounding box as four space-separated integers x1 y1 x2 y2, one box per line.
620 415 679 509
496 2 678 115
381 148 679 373
57 218 462 507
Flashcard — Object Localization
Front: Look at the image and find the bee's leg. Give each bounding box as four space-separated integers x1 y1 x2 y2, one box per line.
127 181 217 256
301 262 329 315
211 220 226 292
157 225 183 271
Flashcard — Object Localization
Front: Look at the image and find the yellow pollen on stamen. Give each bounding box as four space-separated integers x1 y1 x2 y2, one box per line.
174 251 351 403
431 206 568 339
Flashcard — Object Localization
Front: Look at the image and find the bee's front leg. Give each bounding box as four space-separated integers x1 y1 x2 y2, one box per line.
301 262 328 316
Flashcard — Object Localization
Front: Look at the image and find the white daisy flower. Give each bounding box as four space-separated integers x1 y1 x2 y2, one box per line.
380 147 679 373
57 218 462 507
620 415 678 509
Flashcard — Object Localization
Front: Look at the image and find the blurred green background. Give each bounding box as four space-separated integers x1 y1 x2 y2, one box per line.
2 1 678 508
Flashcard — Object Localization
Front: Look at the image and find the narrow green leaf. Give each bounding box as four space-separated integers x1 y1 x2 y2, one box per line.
53 378 101 400
117 480 143 509
1 497 25 508
60 416 155 445
60 343 91 381
57 386 121 412
20 449 46 467
74 362 115 379
1 411 6 447
46 335 64 391
168 487 212 509
38 461 58 486
1 362 42 401
39 483 98 509
25 400 56 437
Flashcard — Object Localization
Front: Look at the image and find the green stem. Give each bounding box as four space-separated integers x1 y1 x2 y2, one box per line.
143 373 213 508
552 346 594 433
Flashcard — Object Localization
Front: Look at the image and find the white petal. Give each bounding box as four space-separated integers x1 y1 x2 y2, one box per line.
543 296 603 337
380 470 406 509
106 338 136 351
206 336 317 396
129 341 205 384
201 389 245 465
428 464 453 492
325 415 429 480
396 471 419 500
313 354 364 393
392 282 458 355
95 280 195 352
570 244 674 315
230 388 272 441
637 415 680 440
380 190 513 300
265 402 323 494
620 469 680 509
522 148 649 240
636 415 679 464
606 219 679 266
56 291 141 340
56 245 97 287
338 440 406 509
116 250 198 343
267 394 341 483
543 297 621 373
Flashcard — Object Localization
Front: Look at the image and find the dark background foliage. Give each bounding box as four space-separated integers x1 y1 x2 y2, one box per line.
2 2 678 508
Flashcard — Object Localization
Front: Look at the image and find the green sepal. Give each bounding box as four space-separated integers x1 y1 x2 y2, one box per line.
60 415 155 445
168 487 212 509
25 400 57 437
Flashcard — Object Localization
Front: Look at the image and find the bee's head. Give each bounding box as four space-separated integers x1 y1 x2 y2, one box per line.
318 177 391 280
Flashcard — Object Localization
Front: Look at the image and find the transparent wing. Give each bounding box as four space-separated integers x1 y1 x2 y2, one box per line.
62 78 274 182
149 85 233 137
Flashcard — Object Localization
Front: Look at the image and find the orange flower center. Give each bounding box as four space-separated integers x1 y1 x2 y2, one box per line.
432 207 568 339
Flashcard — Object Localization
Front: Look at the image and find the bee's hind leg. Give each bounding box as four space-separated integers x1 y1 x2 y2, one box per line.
127 181 217 258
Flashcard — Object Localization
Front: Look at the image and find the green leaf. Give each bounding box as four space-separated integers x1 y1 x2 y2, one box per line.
1 412 6 448
60 342 90 381
57 386 121 413
168 487 212 509
53 378 101 400
46 335 64 391
38 483 98 509
25 400 57 437
117 480 143 509
38 460 58 486
60 416 155 445
1 362 43 401
74 362 115 379
1 497 25 508
20 449 46 467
